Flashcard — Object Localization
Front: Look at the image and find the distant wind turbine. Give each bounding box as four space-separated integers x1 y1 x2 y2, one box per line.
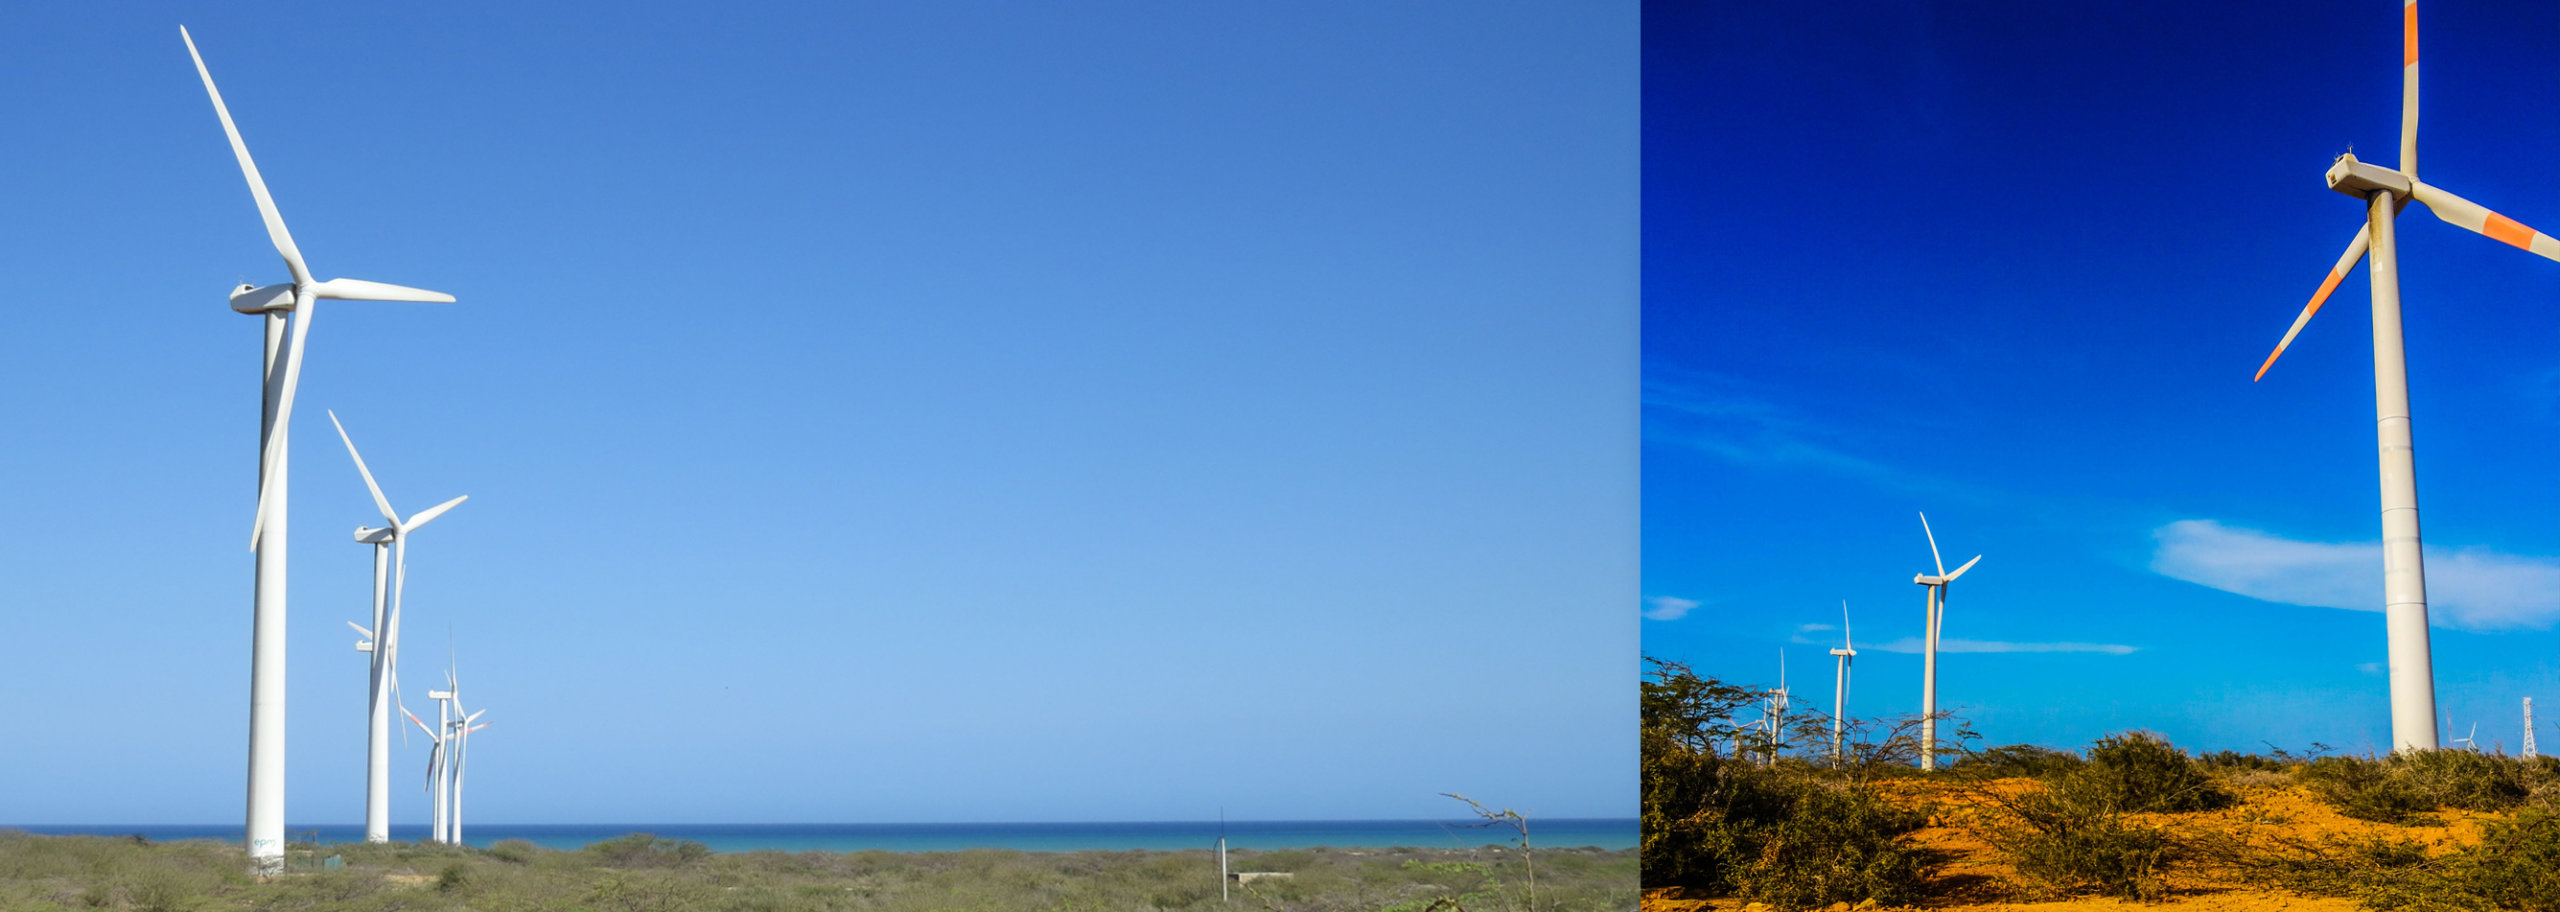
181 25 456 873
1912 512 1980 772
2248 0 2560 755
330 412 466 844
1764 651 1790 766
1830 601 1856 764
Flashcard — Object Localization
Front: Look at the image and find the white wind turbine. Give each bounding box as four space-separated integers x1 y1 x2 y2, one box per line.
406 695 451 844
1764 651 1790 766
1912 512 1980 772
330 412 466 844
445 658 488 846
1830 601 1857 764
181 26 457 873
2249 2 2560 755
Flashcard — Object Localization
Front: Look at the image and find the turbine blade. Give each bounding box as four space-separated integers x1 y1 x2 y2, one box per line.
2400 0 2418 178
1919 512 1944 576
347 620 374 640
2256 223 2372 382
248 290 318 549
404 495 468 533
310 278 455 303
1841 599 1852 651
1944 555 1982 581
2409 181 2560 262
179 27 310 287
328 411 401 527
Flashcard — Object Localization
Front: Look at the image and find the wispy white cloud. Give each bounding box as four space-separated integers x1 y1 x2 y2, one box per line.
1863 637 2137 655
1643 596 1699 622
1797 623 1836 633
2357 662 2384 675
2149 519 2560 631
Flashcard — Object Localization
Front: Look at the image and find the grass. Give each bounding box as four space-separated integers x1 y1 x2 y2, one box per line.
0 831 1636 912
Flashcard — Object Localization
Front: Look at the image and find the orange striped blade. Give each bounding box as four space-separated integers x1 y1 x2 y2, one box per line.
2410 181 2560 262
2403 2 2418 66
2256 225 2372 382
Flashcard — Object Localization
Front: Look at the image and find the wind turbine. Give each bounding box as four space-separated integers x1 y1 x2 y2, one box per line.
1763 651 1790 766
1912 512 1980 772
331 413 466 844
443 655 488 846
1830 601 1857 764
2452 721 2476 752
181 26 457 873
406 698 449 844
2249 2 2560 755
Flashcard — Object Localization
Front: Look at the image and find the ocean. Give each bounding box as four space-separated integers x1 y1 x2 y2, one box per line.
8 819 1636 853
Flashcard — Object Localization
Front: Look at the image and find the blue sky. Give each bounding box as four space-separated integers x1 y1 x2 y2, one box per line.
1645 0 2560 757
0 3 1634 824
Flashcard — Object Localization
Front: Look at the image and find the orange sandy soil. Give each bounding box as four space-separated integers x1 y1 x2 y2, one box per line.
1642 777 2508 912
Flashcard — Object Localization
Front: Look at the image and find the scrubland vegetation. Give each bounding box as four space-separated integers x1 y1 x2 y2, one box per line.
1642 657 2560 911
0 830 1635 912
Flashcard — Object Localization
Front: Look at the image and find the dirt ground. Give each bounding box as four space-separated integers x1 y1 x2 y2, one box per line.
1641 777 2509 911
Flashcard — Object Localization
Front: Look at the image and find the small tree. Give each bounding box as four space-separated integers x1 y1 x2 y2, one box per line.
1443 793 1534 912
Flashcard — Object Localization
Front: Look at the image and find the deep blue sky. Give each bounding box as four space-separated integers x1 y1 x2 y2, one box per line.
1646 1 2560 757
0 3 1634 824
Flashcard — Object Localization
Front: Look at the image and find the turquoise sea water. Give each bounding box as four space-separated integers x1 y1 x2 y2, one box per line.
10 819 1635 853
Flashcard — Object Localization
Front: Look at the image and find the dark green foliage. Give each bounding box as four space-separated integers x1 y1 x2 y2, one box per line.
2398 749 2536 812
2300 755 2436 824
2296 751 2558 824
1989 786 2172 901
1642 658 1939 910
1954 744 2083 779
434 860 471 893
2059 731 2232 813
2238 810 2560 912
2197 749 2290 773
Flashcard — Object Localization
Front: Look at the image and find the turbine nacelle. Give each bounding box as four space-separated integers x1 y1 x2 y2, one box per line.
229 282 295 314
354 526 395 544
1829 647 1855 657
2326 153 2413 200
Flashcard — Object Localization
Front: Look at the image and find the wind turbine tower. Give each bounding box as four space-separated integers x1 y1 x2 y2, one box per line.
1765 651 1790 766
1911 512 1981 771
181 27 458 872
2250 1 2560 754
1830 601 1856 763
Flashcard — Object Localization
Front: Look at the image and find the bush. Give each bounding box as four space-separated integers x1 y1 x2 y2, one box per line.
486 838 543 863
2060 731 2232 813
1992 786 2172 901
1643 739 1936 909
2298 755 2435 824
584 834 712 868
2198 749 2290 773
2398 749 2534 812
1955 744 2083 779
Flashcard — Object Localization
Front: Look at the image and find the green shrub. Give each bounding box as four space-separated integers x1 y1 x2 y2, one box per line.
1993 787 2173 901
2398 749 2534 812
2299 755 2435 824
486 838 543 864
2054 731 2232 813
1955 744 2083 779
1643 738 1934 909
584 833 713 868
2198 749 2290 773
